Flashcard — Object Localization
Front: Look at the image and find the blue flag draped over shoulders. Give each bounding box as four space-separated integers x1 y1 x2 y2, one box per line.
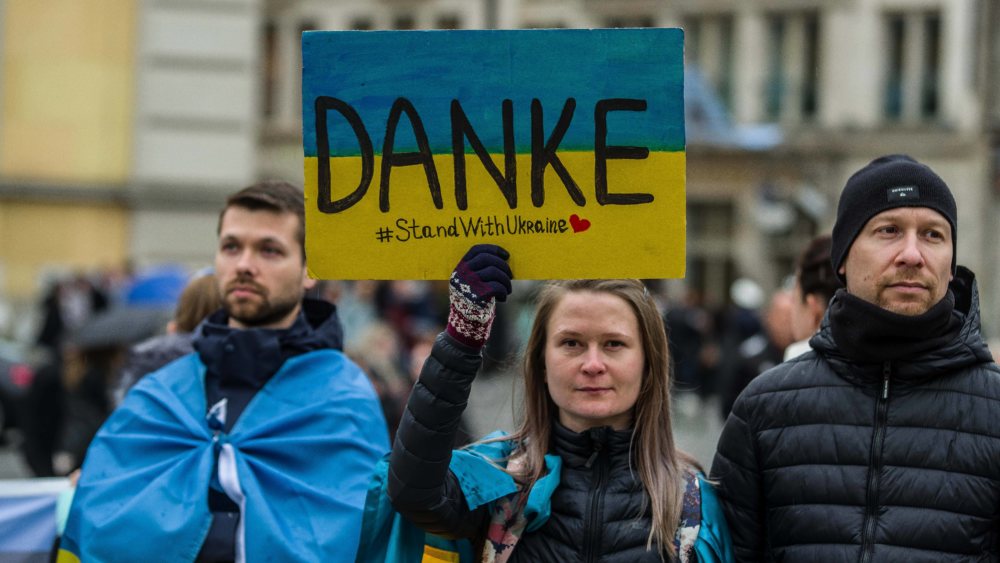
59 350 390 562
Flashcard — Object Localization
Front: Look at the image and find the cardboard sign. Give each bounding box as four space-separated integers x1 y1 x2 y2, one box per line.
302 28 685 280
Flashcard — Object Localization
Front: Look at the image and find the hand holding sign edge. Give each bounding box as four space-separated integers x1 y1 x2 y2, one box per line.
446 244 513 349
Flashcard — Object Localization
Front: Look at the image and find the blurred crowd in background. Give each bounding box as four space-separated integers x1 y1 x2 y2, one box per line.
0 253 855 480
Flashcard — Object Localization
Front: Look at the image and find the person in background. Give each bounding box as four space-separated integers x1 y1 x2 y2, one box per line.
112 272 222 406
783 234 842 360
665 289 710 397
336 280 381 351
357 245 733 562
712 154 1000 561
23 315 163 477
54 273 222 519
348 320 412 441
35 274 109 354
60 180 389 562
718 287 794 420
711 278 764 418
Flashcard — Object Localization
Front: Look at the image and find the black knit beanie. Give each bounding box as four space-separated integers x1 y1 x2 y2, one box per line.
831 154 957 282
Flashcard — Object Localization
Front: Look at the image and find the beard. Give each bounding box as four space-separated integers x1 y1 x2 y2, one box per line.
875 270 940 316
223 278 301 328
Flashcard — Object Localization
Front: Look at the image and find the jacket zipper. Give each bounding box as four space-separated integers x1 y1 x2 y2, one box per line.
583 440 607 563
860 362 891 563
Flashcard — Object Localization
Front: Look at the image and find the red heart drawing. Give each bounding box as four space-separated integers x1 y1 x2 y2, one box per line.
569 214 591 233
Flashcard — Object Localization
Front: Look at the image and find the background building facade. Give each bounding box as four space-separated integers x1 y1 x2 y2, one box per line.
0 0 261 339
1 0 998 339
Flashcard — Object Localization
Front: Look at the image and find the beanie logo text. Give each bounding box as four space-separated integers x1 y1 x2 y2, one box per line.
887 185 919 202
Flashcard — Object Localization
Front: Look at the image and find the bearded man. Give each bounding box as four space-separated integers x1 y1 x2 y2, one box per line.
60 181 389 562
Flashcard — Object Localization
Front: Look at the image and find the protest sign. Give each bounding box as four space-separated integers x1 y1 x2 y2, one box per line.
303 28 685 279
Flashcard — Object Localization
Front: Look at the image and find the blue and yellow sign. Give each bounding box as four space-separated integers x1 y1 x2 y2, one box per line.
302 28 685 280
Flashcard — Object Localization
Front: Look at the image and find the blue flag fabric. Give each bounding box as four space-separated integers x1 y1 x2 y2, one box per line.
59 350 390 562
355 433 562 563
694 476 735 563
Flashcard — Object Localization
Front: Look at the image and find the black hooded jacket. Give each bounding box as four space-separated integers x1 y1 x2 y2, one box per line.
389 332 675 561
711 267 1000 562
191 298 344 562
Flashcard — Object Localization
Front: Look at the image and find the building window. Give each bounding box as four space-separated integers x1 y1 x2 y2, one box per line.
261 21 278 119
802 16 820 117
885 15 906 118
295 19 318 117
686 256 736 309
689 200 735 239
687 200 736 306
767 211 819 277
393 14 416 30
351 18 374 31
436 14 462 29
763 11 820 123
765 17 785 120
299 20 317 37
884 11 942 122
605 16 654 28
683 14 734 112
921 14 941 117
523 21 565 29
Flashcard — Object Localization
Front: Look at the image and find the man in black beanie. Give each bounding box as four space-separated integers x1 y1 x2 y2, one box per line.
830 154 958 314
712 154 1000 562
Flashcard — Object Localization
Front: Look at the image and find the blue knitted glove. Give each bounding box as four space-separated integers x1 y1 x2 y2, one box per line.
446 245 513 349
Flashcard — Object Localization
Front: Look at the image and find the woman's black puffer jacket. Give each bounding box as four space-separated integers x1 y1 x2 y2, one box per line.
388 332 673 561
711 268 1000 562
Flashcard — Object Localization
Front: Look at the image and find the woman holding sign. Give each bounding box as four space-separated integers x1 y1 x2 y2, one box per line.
356 245 733 562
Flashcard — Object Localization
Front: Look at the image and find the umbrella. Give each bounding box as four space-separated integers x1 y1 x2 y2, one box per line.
125 266 190 308
72 307 172 350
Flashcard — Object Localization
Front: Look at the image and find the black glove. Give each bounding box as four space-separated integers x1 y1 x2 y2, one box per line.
445 245 513 349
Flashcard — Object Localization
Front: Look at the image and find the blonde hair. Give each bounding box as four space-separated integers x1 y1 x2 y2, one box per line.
507 279 697 557
173 274 222 333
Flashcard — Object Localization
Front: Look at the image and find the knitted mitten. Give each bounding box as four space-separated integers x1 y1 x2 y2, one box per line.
446 245 513 349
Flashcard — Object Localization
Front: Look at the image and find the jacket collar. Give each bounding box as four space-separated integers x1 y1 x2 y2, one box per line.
193 298 343 389
550 420 634 469
811 266 993 384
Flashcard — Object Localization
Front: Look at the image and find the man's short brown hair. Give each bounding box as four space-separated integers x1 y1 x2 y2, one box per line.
217 180 306 260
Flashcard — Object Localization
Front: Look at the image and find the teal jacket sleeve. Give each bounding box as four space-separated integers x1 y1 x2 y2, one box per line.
694 476 735 563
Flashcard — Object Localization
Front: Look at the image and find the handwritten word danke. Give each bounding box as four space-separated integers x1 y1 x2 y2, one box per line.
314 96 655 214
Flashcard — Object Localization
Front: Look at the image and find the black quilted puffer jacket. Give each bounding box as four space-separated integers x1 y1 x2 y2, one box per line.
711 267 1000 562
388 332 675 561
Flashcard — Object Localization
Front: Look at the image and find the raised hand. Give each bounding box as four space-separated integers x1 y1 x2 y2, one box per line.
446 244 513 349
